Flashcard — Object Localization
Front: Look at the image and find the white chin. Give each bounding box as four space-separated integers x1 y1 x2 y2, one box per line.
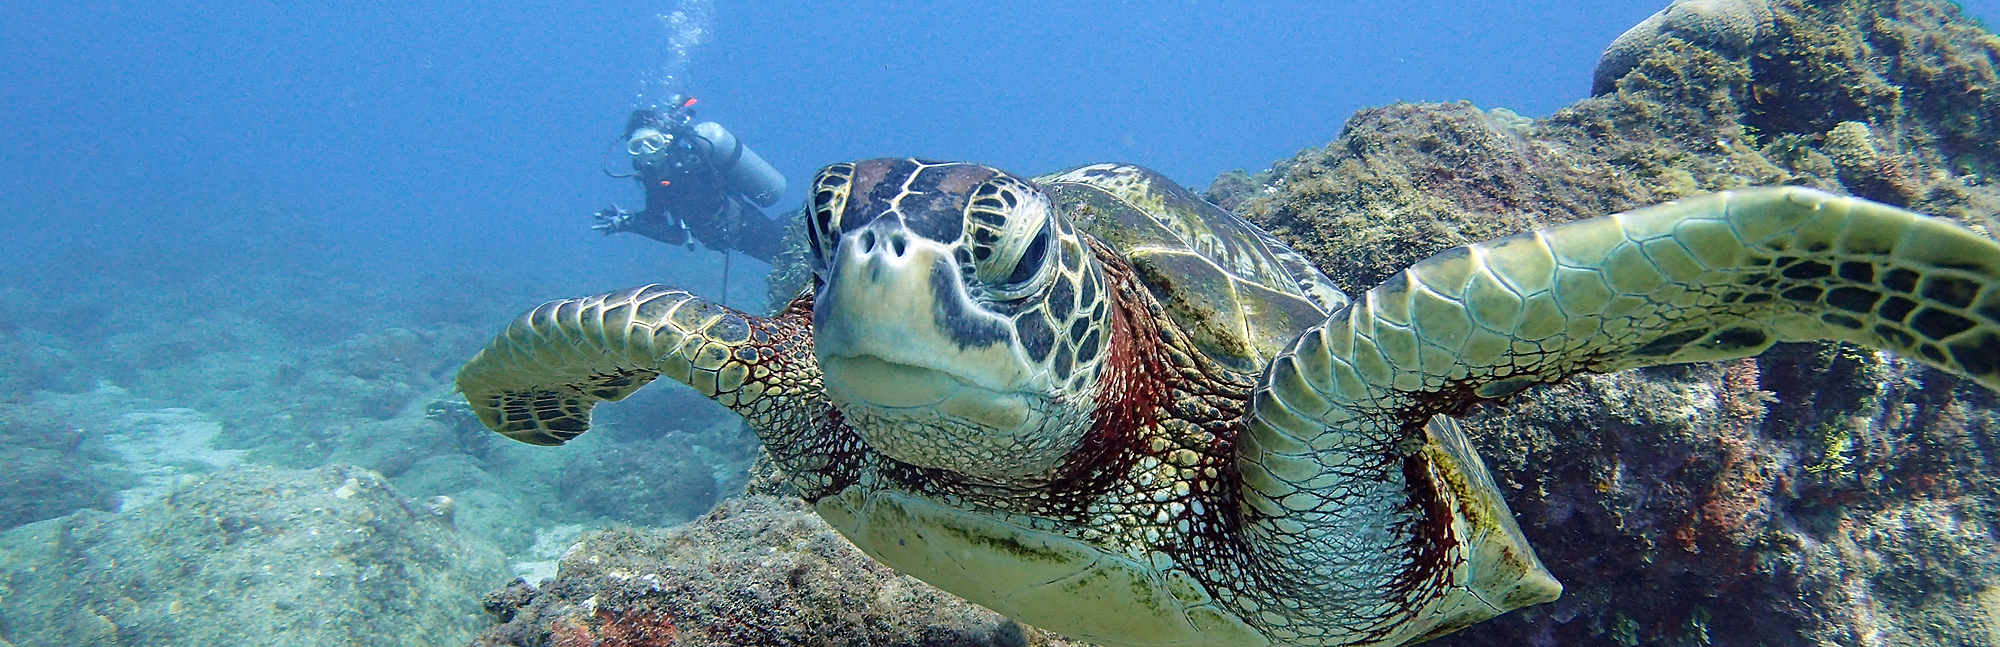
821 355 1030 432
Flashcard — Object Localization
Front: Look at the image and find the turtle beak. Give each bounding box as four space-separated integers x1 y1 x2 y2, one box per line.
814 221 1031 394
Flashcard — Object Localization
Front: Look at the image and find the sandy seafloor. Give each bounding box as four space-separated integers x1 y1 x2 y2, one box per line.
0 253 762 549
0 239 785 641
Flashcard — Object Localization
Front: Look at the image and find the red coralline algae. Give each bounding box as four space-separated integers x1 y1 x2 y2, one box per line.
548 608 682 647
1682 359 1779 564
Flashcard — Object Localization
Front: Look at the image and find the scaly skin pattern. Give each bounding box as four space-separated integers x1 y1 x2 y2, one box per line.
1240 187 2000 645
456 182 2000 647
454 287 865 495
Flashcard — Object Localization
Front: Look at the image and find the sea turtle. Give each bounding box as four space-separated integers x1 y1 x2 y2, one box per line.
455 158 2000 647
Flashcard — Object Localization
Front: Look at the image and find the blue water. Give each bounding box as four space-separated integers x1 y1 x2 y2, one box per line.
15 0 1988 302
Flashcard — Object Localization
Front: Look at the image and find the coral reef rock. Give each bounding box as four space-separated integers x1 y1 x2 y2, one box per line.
472 495 1086 647
0 464 510 647
557 437 720 528
1593 0 1777 95
1201 0 2000 645
0 399 121 531
1228 0 1998 299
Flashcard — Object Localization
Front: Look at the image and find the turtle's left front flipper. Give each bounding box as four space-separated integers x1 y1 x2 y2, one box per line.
1235 187 2000 643
1336 186 2000 391
455 285 820 446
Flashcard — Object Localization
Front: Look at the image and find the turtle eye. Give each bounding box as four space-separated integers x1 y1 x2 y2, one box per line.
964 173 1059 298
1002 223 1051 288
808 163 855 268
804 211 825 265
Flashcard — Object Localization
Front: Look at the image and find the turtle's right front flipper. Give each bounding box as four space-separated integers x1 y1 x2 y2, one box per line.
1234 187 2000 644
455 284 820 446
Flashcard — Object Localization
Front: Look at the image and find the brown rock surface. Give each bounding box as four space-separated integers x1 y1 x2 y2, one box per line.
0 465 509 647
471 495 1088 647
1225 0 1998 299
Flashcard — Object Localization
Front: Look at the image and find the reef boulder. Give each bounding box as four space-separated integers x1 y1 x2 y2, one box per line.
1229 0 1998 298
472 495 1085 647
0 464 510 647
1593 0 1777 95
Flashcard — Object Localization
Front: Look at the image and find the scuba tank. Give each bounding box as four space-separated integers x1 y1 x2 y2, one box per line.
690 121 787 207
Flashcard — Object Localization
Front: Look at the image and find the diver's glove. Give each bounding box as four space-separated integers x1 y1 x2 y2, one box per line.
591 206 635 235
595 206 692 245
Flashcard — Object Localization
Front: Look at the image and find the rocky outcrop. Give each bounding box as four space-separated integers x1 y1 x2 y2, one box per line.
471 496 1084 647
0 465 510 647
1593 0 1778 96
1224 0 1999 299
0 400 123 531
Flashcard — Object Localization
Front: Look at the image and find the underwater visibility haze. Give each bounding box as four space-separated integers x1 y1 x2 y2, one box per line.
2 0 1701 298
4 1 2000 646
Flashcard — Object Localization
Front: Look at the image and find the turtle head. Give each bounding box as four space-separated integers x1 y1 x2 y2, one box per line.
806 158 1112 483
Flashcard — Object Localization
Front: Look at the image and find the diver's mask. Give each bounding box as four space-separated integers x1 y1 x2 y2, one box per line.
627 125 706 175
627 126 674 170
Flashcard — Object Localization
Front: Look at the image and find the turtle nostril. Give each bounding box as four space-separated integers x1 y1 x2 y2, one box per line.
889 232 908 256
857 230 877 253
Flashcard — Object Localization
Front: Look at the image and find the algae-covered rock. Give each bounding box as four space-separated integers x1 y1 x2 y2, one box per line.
557 437 720 528
1594 0 1777 95
764 206 815 315
0 464 510 647
1233 0 1999 297
0 403 121 531
1420 353 2000 647
472 496 1085 647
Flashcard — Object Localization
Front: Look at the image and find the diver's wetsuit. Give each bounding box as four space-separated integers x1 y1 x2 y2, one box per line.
624 161 786 264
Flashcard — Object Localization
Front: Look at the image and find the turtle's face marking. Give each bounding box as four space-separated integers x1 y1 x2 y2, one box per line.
808 159 1111 482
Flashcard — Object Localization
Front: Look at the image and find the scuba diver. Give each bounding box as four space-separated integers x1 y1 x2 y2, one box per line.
593 95 789 264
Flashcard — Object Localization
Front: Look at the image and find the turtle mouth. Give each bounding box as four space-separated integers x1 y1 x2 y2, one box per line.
821 354 1031 432
811 228 1036 396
